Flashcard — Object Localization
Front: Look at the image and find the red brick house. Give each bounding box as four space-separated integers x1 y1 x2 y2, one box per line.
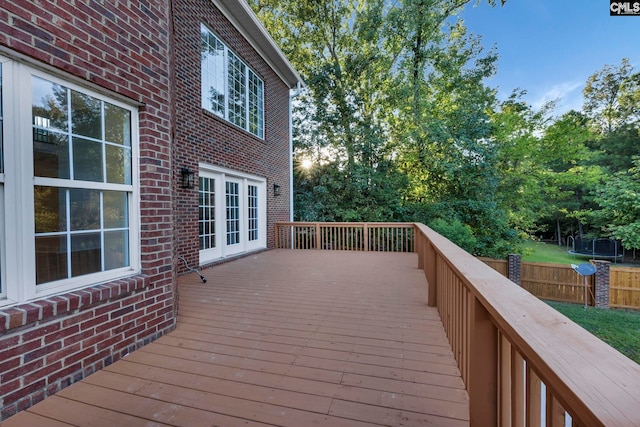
0 0 300 419
173 0 301 268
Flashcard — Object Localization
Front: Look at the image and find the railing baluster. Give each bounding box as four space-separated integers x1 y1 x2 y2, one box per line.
511 348 525 427
500 334 512 426
469 294 499 426
546 390 566 427
526 365 541 427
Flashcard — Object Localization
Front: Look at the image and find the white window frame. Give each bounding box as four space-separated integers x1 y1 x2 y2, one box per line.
0 57 140 306
198 164 266 265
200 23 265 139
0 57 6 301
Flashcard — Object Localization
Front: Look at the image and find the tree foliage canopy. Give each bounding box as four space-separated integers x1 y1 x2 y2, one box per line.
248 1 640 254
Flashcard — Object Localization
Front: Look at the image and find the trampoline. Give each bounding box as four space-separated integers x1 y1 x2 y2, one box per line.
567 236 624 262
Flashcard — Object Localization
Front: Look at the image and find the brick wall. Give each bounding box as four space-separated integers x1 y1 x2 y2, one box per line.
172 0 291 271
0 0 175 419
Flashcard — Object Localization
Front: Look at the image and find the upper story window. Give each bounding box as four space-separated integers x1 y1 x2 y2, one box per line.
0 56 139 306
201 24 264 139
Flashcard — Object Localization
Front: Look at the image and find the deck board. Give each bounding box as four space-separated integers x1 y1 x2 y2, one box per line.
1 250 469 426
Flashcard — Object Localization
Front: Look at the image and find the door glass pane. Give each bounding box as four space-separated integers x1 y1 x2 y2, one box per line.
71 90 101 139
73 137 103 182
35 235 68 284
226 181 240 245
71 233 101 277
248 185 258 241
199 177 216 250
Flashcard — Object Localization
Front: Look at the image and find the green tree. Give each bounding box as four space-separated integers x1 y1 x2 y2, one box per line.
250 0 513 255
490 91 553 236
583 58 640 174
538 110 602 244
593 158 640 250
583 58 639 134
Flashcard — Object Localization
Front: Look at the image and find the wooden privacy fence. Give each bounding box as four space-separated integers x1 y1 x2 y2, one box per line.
275 222 640 426
610 267 640 309
481 257 640 310
274 222 414 252
521 262 588 305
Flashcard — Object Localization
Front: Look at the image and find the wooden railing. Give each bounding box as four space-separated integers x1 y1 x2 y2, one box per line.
274 222 414 252
275 222 640 426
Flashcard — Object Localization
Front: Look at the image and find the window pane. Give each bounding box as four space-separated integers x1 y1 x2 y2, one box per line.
33 130 70 178
104 230 128 270
0 64 2 294
71 90 102 139
201 25 225 116
69 189 100 230
35 235 68 284
248 71 264 138
71 233 101 277
105 144 131 184
73 137 103 182
32 76 68 132
103 191 128 229
35 186 67 233
104 103 130 146
228 53 246 129
0 63 3 172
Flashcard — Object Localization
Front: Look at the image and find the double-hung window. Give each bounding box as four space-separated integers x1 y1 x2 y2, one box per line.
0 56 139 305
201 23 264 139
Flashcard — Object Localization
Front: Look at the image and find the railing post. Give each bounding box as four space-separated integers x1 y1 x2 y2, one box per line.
508 254 522 286
469 294 498 426
315 223 320 250
416 231 423 269
363 223 369 251
426 242 437 307
592 260 610 309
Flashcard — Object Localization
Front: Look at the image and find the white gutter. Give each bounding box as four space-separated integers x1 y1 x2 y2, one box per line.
289 82 302 221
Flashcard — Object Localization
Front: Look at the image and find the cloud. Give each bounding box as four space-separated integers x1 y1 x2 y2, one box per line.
531 80 584 116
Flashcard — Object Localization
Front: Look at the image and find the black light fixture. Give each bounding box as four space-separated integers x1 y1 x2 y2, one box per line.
180 167 195 189
273 183 281 196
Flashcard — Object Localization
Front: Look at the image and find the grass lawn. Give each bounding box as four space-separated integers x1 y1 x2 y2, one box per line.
547 301 640 364
519 240 581 264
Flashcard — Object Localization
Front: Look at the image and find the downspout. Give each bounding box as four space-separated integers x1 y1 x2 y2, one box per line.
289 82 302 222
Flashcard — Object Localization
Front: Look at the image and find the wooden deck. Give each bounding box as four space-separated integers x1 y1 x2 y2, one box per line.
1 250 468 426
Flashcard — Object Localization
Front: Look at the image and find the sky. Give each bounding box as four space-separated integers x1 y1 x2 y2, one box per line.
460 1 640 117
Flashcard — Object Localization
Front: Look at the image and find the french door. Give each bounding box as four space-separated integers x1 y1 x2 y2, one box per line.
198 165 266 264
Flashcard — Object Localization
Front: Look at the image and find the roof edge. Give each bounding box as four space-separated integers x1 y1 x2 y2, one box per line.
211 0 304 89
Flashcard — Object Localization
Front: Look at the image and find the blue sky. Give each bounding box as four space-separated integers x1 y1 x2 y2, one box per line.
460 1 640 117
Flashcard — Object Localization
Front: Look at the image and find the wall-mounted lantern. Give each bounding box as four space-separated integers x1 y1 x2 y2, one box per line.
180 167 195 189
273 183 281 196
